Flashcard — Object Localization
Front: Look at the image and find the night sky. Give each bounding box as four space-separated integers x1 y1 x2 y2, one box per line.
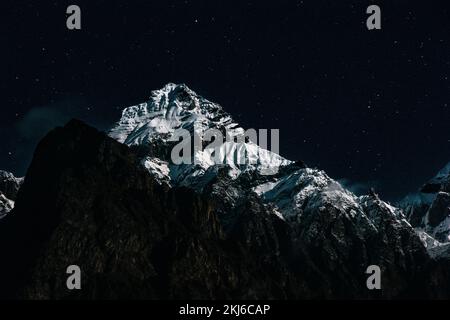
2 1 450 201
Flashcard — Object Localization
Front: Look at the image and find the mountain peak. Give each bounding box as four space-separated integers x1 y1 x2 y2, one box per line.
421 161 450 193
109 83 232 145
109 83 289 185
148 83 204 112
0 170 23 201
0 170 23 219
401 161 450 243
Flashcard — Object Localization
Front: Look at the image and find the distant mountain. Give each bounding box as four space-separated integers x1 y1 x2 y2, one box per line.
0 170 23 219
0 193 14 219
400 162 450 243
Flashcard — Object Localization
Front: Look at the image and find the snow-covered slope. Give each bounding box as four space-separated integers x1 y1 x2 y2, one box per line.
0 170 23 199
252 165 413 240
400 162 450 243
110 83 235 145
0 170 23 219
1 83 448 298
0 192 14 219
109 83 290 189
109 84 428 251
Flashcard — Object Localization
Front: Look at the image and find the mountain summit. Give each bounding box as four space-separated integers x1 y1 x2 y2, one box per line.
401 162 450 244
0 170 23 219
109 83 290 188
108 84 450 257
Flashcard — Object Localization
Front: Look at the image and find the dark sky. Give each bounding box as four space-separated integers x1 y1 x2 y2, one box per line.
2 0 450 201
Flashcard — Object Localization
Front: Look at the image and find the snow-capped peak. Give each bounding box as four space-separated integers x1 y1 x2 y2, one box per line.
0 192 14 219
0 170 23 219
400 161 450 244
109 83 235 145
109 83 290 187
108 83 447 258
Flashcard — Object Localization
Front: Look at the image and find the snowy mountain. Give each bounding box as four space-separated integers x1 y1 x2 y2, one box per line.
2 118 447 299
109 83 440 259
0 193 14 219
108 85 408 224
109 83 290 190
422 162 450 193
1 84 450 299
401 162 450 243
0 170 23 219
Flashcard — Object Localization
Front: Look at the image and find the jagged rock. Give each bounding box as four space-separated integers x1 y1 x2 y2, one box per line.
109 83 291 189
0 192 14 219
427 192 450 228
0 171 22 219
400 163 450 244
0 170 23 201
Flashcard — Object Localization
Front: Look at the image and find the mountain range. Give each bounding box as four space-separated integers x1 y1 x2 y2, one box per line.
0 83 449 299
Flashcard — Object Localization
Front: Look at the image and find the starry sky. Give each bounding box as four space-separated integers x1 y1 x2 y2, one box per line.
2 0 450 201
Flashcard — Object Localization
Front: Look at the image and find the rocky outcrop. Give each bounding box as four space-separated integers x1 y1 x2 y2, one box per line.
0 170 23 201
0 192 14 219
427 192 450 228
401 163 450 243
0 171 23 219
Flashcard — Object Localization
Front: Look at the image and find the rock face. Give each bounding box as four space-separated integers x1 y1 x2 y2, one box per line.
401 162 450 243
0 193 14 219
1 84 450 299
0 171 23 219
0 170 23 201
